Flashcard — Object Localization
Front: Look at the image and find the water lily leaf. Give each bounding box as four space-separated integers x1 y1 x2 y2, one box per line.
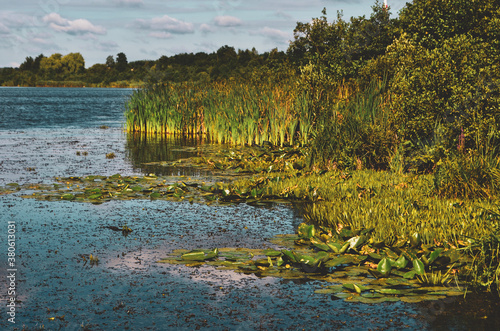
427 248 444 265
403 270 417 279
281 250 297 263
368 269 384 279
61 194 74 200
369 253 383 261
220 251 252 262
150 192 161 198
343 283 367 293
339 242 350 254
263 249 282 257
323 255 353 268
310 238 332 252
360 292 384 299
347 235 366 250
377 258 392 277
413 258 425 275
254 258 272 267
324 242 341 253
297 223 315 239
338 228 354 239
181 248 219 261
376 288 403 295
393 255 408 269
88 193 102 199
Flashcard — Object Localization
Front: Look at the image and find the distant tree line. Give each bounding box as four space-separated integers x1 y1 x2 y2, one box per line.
0 46 289 87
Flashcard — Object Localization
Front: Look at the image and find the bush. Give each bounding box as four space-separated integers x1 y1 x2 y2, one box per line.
386 34 500 155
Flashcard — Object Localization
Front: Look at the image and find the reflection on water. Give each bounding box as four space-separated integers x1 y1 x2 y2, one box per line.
125 133 222 178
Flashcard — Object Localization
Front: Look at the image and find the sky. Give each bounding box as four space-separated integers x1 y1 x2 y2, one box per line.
0 0 406 68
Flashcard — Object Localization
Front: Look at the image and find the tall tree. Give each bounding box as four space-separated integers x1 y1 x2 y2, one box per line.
116 52 128 72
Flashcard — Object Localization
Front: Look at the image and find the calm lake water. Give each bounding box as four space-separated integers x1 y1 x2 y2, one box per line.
0 87 498 330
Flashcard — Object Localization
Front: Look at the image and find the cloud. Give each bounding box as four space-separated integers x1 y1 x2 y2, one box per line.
199 23 214 34
114 0 143 7
274 10 293 20
149 32 173 39
0 22 10 34
96 40 119 51
213 16 243 27
43 13 106 35
133 15 194 34
258 27 291 44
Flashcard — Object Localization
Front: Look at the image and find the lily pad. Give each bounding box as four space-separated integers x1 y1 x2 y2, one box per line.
181 248 219 261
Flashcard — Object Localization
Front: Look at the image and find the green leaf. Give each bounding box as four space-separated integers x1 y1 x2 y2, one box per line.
297 223 315 239
61 194 75 201
281 250 297 263
376 288 403 295
413 258 425 275
343 283 367 293
410 232 421 247
377 257 392 277
181 248 219 261
427 248 443 265
393 255 408 269
347 235 366 250
403 270 417 279
327 242 342 253
263 249 282 257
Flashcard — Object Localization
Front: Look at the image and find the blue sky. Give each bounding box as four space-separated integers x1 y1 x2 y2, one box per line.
0 0 406 68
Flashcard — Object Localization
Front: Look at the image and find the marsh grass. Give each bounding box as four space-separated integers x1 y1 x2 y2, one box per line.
227 168 499 247
308 78 396 170
125 81 315 147
225 167 500 294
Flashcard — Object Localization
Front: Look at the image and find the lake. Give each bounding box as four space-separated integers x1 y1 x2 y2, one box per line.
0 87 498 330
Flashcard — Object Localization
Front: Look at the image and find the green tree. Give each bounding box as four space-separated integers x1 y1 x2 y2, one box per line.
116 52 128 72
61 53 85 75
39 53 63 79
387 34 500 151
398 0 500 50
106 55 115 68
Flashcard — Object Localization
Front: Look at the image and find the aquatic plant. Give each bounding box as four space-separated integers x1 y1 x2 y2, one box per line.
125 80 315 147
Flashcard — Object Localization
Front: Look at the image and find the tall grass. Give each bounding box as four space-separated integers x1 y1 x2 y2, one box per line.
308 78 396 170
125 81 315 147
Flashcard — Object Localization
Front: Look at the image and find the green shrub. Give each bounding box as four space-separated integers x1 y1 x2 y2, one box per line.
386 33 500 155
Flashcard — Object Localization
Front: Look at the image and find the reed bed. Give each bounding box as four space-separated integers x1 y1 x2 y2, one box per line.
125 81 315 147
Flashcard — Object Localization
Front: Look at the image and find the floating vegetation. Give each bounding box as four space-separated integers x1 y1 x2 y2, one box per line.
89 254 99 265
106 152 116 159
3 146 499 295
158 222 469 303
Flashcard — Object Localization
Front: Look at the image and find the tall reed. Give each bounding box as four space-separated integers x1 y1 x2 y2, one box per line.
125 80 315 147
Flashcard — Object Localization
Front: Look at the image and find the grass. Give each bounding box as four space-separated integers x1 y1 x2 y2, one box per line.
125 81 315 147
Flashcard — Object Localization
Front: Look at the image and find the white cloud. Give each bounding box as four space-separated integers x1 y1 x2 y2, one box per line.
213 16 243 27
256 27 291 45
43 13 106 35
0 22 10 34
199 23 214 33
133 15 194 34
149 31 173 39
